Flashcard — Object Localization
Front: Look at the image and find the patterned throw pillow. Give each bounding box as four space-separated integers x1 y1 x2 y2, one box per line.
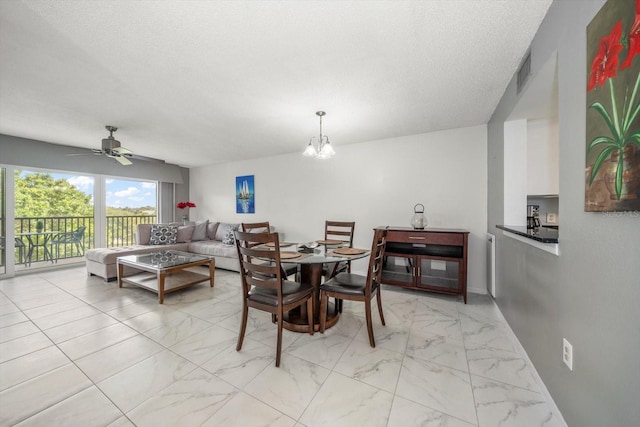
222 227 237 245
149 224 178 245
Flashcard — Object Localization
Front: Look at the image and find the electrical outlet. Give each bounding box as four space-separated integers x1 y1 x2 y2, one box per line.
547 213 558 224
563 338 573 371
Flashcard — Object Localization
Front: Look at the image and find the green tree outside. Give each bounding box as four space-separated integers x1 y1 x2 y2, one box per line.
15 170 93 218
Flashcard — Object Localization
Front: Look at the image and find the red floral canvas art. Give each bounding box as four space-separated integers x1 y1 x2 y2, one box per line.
585 0 640 212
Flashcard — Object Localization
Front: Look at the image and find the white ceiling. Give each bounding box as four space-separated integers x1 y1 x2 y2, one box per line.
0 0 552 168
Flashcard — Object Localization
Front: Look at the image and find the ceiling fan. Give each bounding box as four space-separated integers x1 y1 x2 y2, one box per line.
93 125 133 165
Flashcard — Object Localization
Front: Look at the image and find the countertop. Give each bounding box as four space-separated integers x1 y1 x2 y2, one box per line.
496 225 559 243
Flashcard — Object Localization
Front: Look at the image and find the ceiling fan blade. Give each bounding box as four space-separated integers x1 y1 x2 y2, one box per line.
111 146 132 155
114 155 133 166
125 153 165 163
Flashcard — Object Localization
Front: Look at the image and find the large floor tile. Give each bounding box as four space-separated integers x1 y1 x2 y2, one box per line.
285 329 352 369
300 372 394 427
188 298 239 324
169 324 237 365
387 395 477 427
0 320 40 343
127 368 237 427
201 391 295 427
0 331 53 363
202 338 274 388
0 345 70 391
143 313 213 347
75 334 165 383
411 311 464 343
14 386 123 427
0 363 92 426
22 297 87 320
58 322 138 360
333 338 403 393
43 312 120 344
97 349 197 413
460 313 518 352
354 321 409 353
30 304 102 330
466 342 539 391
406 329 468 372
244 354 330 419
472 375 562 427
105 299 165 321
396 355 478 425
122 306 187 333
0 311 29 328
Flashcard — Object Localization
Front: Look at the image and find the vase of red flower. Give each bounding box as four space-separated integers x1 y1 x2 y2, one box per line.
176 201 196 224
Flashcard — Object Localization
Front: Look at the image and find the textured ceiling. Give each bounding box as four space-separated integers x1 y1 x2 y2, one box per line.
0 0 552 168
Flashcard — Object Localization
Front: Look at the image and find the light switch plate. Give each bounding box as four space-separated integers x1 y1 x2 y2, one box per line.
547 213 558 224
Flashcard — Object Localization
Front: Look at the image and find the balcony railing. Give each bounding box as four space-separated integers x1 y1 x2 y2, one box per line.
6 215 157 266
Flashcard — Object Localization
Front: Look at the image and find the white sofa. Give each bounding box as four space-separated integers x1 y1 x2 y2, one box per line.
85 221 243 281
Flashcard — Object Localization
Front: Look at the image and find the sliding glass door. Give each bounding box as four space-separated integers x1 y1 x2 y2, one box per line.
0 166 158 276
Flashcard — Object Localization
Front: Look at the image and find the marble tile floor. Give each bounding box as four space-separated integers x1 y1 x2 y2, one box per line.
0 267 565 427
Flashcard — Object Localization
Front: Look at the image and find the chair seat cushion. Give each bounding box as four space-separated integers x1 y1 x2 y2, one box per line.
321 272 378 296
248 280 313 306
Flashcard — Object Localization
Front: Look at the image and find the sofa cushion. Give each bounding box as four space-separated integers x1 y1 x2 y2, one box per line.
188 240 238 258
136 223 180 245
223 228 236 245
149 224 178 245
191 220 209 241
176 225 195 243
207 222 220 240
215 223 239 242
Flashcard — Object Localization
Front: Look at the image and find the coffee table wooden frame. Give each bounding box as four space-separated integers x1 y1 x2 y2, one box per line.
117 253 215 304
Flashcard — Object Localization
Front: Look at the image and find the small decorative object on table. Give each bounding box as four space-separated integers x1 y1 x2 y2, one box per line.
411 204 428 229
176 201 196 225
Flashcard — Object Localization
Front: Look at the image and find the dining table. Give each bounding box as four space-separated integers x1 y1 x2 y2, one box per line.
16 231 58 266
264 240 370 332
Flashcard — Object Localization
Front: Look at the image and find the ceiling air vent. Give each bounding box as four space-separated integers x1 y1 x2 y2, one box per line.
517 51 531 94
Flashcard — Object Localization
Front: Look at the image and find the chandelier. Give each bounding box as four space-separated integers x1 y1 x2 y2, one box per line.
303 111 335 159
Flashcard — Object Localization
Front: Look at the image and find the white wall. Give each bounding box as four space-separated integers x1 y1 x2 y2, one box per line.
190 125 488 294
504 119 528 226
527 118 559 195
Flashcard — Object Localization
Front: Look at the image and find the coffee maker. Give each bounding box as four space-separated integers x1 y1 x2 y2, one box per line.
527 204 541 229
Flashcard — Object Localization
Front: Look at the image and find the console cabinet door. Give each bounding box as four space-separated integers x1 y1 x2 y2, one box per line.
418 257 461 292
381 253 415 287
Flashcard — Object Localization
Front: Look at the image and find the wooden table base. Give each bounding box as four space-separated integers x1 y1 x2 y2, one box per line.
282 302 339 333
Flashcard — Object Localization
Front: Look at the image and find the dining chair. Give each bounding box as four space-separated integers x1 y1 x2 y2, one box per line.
323 220 356 278
319 227 388 347
50 225 86 261
241 222 298 279
234 230 314 367
323 221 356 313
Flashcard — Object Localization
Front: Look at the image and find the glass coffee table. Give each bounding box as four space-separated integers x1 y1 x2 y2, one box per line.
117 250 215 303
